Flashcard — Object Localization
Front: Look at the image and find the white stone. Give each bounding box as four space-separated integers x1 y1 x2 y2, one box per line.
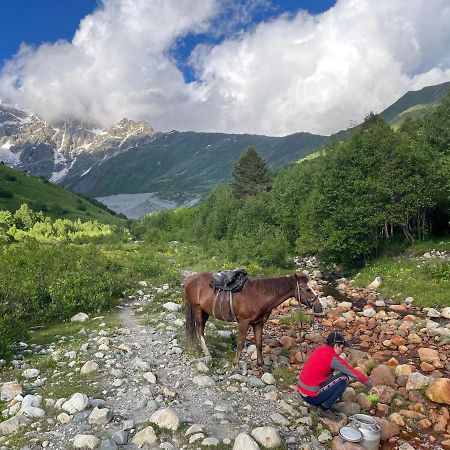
338 301 353 310
251 427 282 448
62 393 89 414
162 302 180 312
202 437 220 446
57 413 71 424
0 414 30 435
261 373 276 385
22 368 40 379
441 307 450 319
270 412 290 426
233 433 260 450
406 372 431 390
318 430 333 443
20 396 44 418
149 407 180 430
218 330 232 338
427 308 441 318
132 426 157 446
189 433 205 443
73 434 100 449
362 308 376 318
88 407 112 425
405 297 414 304
193 375 215 387
185 424 204 435
143 372 157 384
71 313 89 323
81 361 99 375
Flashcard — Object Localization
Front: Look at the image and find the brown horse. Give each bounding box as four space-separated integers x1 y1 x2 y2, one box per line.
184 272 322 366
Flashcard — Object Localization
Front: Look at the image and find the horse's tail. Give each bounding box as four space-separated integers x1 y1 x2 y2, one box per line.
185 297 198 349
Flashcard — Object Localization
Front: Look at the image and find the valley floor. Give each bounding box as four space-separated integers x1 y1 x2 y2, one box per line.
0 272 449 450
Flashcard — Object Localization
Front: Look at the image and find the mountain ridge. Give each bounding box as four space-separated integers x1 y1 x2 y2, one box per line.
1 81 449 210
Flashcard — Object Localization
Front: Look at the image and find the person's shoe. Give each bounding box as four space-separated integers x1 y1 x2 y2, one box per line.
307 404 319 414
317 407 342 421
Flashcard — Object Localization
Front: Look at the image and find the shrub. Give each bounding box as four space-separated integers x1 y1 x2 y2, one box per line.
0 241 130 358
0 190 13 198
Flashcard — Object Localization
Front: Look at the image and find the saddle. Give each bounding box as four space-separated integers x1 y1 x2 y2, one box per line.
210 268 248 293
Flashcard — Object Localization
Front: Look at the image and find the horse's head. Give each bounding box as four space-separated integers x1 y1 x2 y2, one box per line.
294 273 323 313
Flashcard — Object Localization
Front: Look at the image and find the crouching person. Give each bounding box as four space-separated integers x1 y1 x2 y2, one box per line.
297 331 372 421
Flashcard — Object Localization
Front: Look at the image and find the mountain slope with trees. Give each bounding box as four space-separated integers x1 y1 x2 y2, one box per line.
134 90 450 269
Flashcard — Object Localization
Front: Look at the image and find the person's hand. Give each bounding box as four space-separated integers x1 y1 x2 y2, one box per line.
370 385 380 395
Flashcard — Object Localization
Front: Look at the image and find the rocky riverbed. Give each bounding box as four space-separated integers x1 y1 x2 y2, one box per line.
0 272 449 450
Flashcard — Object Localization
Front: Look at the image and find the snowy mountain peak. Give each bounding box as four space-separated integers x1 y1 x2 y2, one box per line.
0 102 156 182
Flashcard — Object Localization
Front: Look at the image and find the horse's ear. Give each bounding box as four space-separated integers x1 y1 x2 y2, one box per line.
294 272 309 283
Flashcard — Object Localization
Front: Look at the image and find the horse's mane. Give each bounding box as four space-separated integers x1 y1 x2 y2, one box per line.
249 274 308 295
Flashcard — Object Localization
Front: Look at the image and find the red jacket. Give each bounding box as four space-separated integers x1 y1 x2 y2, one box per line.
297 345 369 397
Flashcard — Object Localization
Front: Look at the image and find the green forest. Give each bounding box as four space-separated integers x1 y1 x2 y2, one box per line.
0 91 449 359
135 91 450 268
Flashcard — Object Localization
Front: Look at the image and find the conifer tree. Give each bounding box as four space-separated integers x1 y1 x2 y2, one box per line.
231 146 272 204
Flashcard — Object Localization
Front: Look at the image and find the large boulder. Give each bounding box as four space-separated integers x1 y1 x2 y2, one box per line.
132 426 157 447
71 312 89 322
149 408 180 431
1 382 23 401
0 415 30 436
62 393 89 414
370 365 395 387
73 434 100 449
233 433 260 450
417 348 441 365
406 372 430 391
425 378 450 405
251 427 281 448
373 417 400 441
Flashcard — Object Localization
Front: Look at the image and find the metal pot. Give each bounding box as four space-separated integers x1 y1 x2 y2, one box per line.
349 414 381 450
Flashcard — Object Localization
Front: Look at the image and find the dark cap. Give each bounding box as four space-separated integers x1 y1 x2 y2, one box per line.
326 331 349 347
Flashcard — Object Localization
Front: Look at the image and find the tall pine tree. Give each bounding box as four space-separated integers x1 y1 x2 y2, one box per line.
231 146 272 204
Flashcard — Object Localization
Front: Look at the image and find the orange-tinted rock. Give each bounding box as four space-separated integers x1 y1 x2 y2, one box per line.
426 378 450 405
373 417 400 441
417 419 432 429
391 336 406 347
280 336 296 349
418 347 440 364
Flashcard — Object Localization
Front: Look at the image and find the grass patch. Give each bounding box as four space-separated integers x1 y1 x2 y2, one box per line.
272 366 298 390
280 310 312 326
352 251 450 307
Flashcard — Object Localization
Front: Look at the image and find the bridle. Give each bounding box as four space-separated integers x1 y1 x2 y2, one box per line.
296 281 318 309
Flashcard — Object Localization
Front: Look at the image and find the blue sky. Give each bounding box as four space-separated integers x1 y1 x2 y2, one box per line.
0 0 449 135
0 1 336 82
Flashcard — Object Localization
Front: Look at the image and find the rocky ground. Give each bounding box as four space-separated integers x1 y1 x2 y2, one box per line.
0 267 449 450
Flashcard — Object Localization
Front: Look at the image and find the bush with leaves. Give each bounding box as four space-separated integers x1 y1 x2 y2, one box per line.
0 241 130 358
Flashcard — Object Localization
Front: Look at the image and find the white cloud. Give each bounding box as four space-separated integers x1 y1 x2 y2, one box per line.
0 0 449 135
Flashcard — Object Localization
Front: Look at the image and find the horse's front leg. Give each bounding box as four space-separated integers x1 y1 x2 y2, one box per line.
253 322 264 366
233 320 250 367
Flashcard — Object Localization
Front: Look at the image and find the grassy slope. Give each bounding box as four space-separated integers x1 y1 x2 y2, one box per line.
381 81 450 123
352 238 450 308
0 164 123 225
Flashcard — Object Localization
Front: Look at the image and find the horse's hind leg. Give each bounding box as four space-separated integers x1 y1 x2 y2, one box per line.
195 308 211 357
